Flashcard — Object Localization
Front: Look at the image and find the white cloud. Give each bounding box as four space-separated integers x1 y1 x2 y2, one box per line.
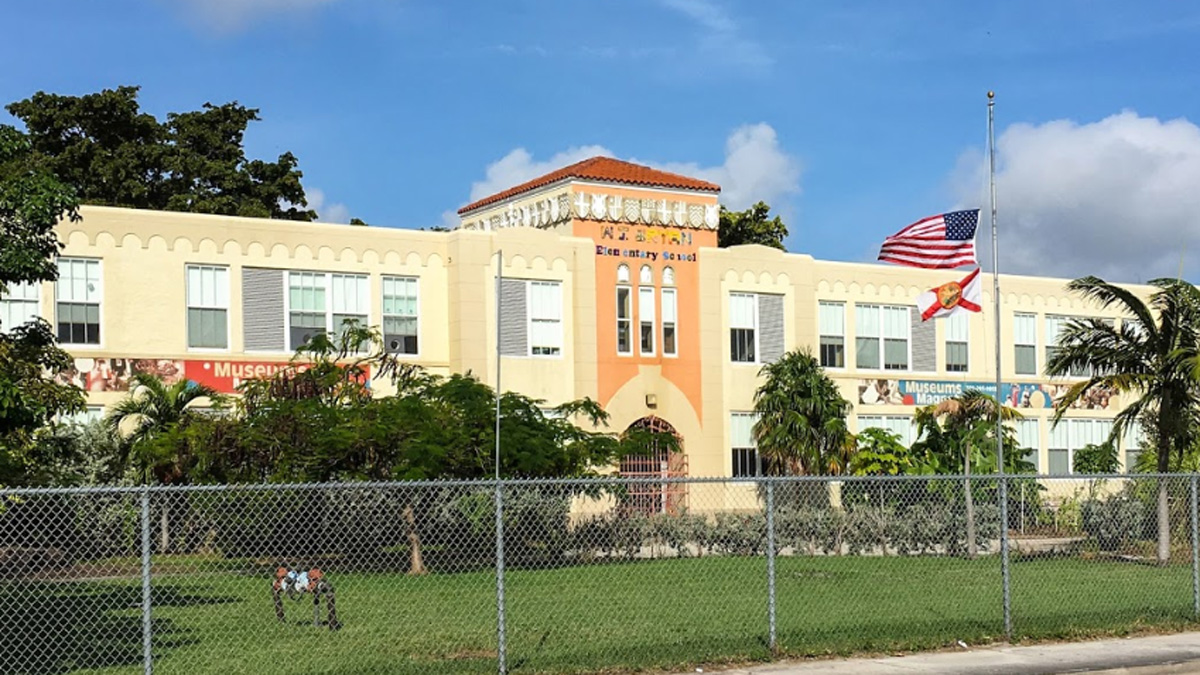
948 111 1200 282
308 188 350 224
459 123 800 214
657 0 772 70
176 0 340 32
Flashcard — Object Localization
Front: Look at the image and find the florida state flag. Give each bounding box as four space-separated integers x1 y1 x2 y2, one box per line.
918 267 982 321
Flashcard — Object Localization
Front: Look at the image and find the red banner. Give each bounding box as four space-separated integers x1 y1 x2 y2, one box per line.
57 357 368 394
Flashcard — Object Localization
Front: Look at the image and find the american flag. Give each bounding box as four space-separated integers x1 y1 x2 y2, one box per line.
878 209 980 269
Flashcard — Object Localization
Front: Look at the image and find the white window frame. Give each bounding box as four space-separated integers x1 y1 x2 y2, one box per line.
1013 418 1041 472
1 280 41 333
661 287 677 357
638 286 656 356
55 257 103 348
1013 312 1038 376
616 285 633 356
730 292 759 364
284 271 371 351
856 415 916 446
1048 418 1114 474
856 304 911 372
185 265 230 351
944 312 969 373
527 280 563 358
382 275 420 356
730 412 761 478
818 300 846 369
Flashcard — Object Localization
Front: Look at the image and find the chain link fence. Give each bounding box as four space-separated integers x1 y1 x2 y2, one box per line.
3 474 1199 674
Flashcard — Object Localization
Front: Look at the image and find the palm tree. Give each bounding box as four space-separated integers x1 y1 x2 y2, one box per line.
752 349 854 478
913 390 1023 558
1047 276 1200 565
106 373 222 552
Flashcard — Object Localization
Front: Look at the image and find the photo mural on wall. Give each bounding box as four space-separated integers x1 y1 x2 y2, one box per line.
55 358 369 394
856 378 1115 410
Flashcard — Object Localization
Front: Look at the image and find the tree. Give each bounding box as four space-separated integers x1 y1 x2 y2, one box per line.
752 349 853 478
6 86 317 221
1047 276 1200 565
913 390 1025 558
718 202 788 250
0 124 85 486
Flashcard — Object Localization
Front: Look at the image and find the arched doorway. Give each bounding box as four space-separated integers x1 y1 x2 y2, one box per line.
619 416 688 515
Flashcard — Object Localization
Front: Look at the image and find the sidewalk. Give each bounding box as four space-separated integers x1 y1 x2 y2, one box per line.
691 633 1200 674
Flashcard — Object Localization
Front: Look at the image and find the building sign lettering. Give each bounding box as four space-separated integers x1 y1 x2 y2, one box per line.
857 378 1115 410
595 245 697 263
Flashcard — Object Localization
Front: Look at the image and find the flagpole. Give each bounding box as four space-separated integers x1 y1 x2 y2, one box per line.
989 90 1012 639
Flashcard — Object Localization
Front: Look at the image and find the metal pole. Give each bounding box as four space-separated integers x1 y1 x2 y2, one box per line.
494 249 507 674
989 90 1013 640
766 480 777 654
140 488 152 675
1191 474 1198 620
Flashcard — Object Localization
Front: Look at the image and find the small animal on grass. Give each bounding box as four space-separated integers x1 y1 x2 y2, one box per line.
272 567 342 630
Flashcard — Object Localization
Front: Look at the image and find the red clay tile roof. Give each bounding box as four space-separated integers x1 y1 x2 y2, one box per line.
457 156 721 214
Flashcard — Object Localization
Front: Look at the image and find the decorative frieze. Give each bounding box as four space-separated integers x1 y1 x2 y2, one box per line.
462 190 719 232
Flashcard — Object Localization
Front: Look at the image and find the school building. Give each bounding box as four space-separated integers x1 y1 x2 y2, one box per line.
1 157 1145 500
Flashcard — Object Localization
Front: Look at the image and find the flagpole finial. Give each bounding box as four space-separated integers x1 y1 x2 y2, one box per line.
987 90 995 100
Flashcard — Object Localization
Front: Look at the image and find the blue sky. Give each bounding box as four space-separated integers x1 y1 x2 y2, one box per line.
4 0 1200 282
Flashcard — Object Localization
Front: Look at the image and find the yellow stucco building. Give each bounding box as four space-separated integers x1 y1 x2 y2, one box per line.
1 157 1143 497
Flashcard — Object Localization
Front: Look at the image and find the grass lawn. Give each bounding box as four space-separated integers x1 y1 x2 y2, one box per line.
5 554 1195 674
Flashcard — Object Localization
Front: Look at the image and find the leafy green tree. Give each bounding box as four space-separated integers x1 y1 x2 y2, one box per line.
0 124 85 486
1073 442 1120 475
752 349 853 477
718 201 788 250
105 372 223 482
849 428 913 476
6 86 316 220
1047 276 1200 564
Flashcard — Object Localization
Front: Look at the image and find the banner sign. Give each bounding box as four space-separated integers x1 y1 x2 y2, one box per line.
56 357 368 394
857 378 1114 410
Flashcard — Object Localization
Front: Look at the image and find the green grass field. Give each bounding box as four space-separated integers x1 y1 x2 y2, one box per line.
6 554 1196 674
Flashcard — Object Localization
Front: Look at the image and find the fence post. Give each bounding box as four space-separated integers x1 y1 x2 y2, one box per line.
140 487 153 675
765 479 777 654
1191 475 1198 621
495 481 507 675
1000 475 1011 640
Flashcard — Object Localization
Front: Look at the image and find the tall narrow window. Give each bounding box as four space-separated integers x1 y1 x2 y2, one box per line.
1014 312 1037 375
882 306 909 370
1045 315 1067 373
56 258 101 345
1123 421 1144 473
288 272 327 349
661 287 677 356
1 281 40 332
662 266 675 286
382 276 419 355
186 265 229 349
639 286 655 355
640 265 653 285
331 274 369 341
1015 418 1040 473
616 264 630 284
855 304 880 369
945 312 968 372
616 286 632 355
730 293 757 363
528 281 562 356
818 301 845 368
730 412 760 477
1048 421 1070 474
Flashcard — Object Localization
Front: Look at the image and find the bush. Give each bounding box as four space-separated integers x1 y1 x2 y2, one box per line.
1081 496 1150 551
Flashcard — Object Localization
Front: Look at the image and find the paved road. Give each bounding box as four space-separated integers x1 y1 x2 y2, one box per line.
685 633 1200 674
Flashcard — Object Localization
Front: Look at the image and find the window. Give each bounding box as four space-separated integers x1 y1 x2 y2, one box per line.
287 272 368 349
382 276 419 355
1123 421 1144 473
730 293 757 363
945 312 968 372
731 412 760 477
856 304 909 370
1048 418 1113 474
1045 314 1091 377
616 264 630 284
1 281 40 332
616 286 632 355
857 415 915 446
1014 312 1037 375
662 266 675 286
529 280 562 356
661 287 677 356
1014 418 1040 472
639 286 655 355
186 265 229 349
56 258 101 345
640 265 653 285
818 301 845 368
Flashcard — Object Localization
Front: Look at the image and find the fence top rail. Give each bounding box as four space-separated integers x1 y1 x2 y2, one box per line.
1 472 1195 495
